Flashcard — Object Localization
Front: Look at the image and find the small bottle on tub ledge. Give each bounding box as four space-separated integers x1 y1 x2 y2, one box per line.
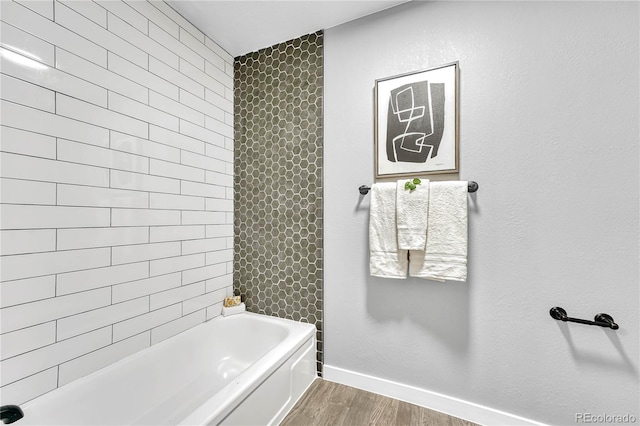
222 295 245 316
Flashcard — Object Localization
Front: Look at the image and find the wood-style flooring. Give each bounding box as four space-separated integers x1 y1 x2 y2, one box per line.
280 379 479 426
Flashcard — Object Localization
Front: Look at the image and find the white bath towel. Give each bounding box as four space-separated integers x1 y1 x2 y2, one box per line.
396 179 430 250
369 182 408 279
410 181 468 282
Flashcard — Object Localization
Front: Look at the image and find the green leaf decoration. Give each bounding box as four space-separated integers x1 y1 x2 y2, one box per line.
404 178 422 192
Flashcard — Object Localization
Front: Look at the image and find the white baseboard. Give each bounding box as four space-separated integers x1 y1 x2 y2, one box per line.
323 365 545 426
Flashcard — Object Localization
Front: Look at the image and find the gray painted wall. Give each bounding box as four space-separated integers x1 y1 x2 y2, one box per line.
324 2 639 424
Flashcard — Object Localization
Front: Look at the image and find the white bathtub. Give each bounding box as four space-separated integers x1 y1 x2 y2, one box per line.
19 312 317 426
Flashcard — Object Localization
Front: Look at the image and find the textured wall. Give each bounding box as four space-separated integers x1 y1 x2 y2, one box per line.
324 1 639 424
234 32 323 374
0 0 234 405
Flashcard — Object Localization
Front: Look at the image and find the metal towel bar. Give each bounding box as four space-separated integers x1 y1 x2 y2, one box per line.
549 306 619 330
359 181 478 195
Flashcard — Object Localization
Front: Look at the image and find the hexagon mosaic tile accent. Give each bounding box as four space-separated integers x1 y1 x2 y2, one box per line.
234 32 324 374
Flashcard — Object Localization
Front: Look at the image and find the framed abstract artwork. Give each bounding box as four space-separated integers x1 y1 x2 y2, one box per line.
374 62 459 178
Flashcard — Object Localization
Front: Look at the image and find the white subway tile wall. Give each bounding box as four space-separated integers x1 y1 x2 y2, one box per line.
0 0 234 405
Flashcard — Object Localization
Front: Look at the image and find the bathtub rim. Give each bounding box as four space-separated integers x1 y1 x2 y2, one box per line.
179 312 316 425
19 312 316 426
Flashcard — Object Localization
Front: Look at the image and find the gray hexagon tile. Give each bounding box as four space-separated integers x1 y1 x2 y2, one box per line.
234 32 323 375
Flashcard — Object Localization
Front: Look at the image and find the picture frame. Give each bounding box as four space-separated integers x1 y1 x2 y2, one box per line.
374 61 459 178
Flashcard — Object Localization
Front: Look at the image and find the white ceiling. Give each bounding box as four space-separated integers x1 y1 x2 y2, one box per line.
166 1 410 58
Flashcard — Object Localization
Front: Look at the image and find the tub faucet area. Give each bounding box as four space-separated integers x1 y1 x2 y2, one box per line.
0 405 23 424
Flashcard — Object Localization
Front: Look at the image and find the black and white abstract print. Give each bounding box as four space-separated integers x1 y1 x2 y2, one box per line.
375 62 458 177
386 80 445 164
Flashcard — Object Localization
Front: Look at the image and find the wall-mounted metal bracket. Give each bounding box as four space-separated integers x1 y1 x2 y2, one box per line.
550 306 619 330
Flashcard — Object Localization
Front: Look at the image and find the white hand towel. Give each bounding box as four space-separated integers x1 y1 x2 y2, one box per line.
369 182 408 279
396 179 430 250
410 181 467 282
